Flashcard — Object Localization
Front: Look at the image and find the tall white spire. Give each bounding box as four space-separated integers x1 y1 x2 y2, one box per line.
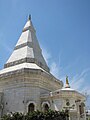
4 16 50 72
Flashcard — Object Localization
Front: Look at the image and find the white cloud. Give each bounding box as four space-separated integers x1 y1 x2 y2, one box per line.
42 48 51 65
42 48 61 79
50 62 60 78
70 68 90 92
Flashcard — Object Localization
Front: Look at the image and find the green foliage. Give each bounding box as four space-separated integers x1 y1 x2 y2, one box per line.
1 110 69 120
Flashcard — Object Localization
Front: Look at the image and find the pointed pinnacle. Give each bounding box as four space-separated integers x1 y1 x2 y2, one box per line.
66 75 69 84
28 14 31 20
65 75 70 88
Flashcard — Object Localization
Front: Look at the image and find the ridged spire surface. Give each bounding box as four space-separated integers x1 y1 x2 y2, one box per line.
4 17 49 72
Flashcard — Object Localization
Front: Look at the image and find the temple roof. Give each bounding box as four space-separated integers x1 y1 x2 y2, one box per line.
4 16 49 72
0 63 46 75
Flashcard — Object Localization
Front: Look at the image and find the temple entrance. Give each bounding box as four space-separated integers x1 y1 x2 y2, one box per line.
28 103 35 113
43 103 49 112
79 102 85 117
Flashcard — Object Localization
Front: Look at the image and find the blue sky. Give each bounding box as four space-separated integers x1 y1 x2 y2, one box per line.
0 0 90 107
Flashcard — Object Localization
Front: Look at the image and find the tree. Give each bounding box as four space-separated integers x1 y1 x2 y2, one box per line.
1 110 69 120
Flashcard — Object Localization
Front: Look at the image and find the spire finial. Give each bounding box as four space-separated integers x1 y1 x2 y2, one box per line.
28 14 31 20
66 75 69 84
65 75 70 88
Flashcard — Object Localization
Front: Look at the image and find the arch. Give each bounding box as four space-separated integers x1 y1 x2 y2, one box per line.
28 103 35 113
42 102 50 112
79 102 85 115
27 101 36 113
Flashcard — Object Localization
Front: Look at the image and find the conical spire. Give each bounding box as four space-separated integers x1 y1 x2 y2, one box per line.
65 76 70 88
4 16 50 72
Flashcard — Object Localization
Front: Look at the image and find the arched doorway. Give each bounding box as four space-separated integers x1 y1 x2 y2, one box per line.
42 102 50 112
28 103 35 113
79 102 85 116
44 104 49 112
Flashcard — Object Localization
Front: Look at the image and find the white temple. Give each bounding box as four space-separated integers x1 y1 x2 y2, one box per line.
0 16 86 120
